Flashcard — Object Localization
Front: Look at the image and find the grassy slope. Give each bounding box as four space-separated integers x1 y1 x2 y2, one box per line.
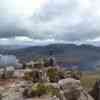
81 72 100 89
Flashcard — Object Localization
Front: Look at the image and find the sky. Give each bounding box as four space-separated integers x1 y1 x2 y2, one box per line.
0 0 100 46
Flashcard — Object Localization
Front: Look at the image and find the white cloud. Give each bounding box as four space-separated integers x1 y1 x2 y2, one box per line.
14 36 33 42
0 0 100 46
0 36 66 46
0 0 46 16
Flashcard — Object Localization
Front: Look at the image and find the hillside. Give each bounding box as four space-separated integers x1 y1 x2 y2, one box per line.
0 44 100 70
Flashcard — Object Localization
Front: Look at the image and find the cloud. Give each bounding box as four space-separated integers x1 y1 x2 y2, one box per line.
0 0 100 46
0 36 67 46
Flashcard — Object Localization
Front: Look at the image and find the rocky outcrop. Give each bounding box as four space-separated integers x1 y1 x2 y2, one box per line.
22 78 94 100
58 78 94 100
22 67 91 100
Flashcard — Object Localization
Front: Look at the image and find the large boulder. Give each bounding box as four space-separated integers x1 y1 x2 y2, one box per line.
58 78 94 100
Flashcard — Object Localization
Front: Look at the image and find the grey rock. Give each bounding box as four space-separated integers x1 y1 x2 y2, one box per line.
58 78 94 100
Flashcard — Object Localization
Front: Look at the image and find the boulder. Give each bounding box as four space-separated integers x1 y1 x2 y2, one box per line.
58 78 94 100
58 78 81 90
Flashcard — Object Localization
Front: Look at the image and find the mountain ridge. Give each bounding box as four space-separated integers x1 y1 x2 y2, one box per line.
0 43 100 70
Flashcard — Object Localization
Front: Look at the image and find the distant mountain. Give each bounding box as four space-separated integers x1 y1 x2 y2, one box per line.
0 45 29 50
0 44 100 70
